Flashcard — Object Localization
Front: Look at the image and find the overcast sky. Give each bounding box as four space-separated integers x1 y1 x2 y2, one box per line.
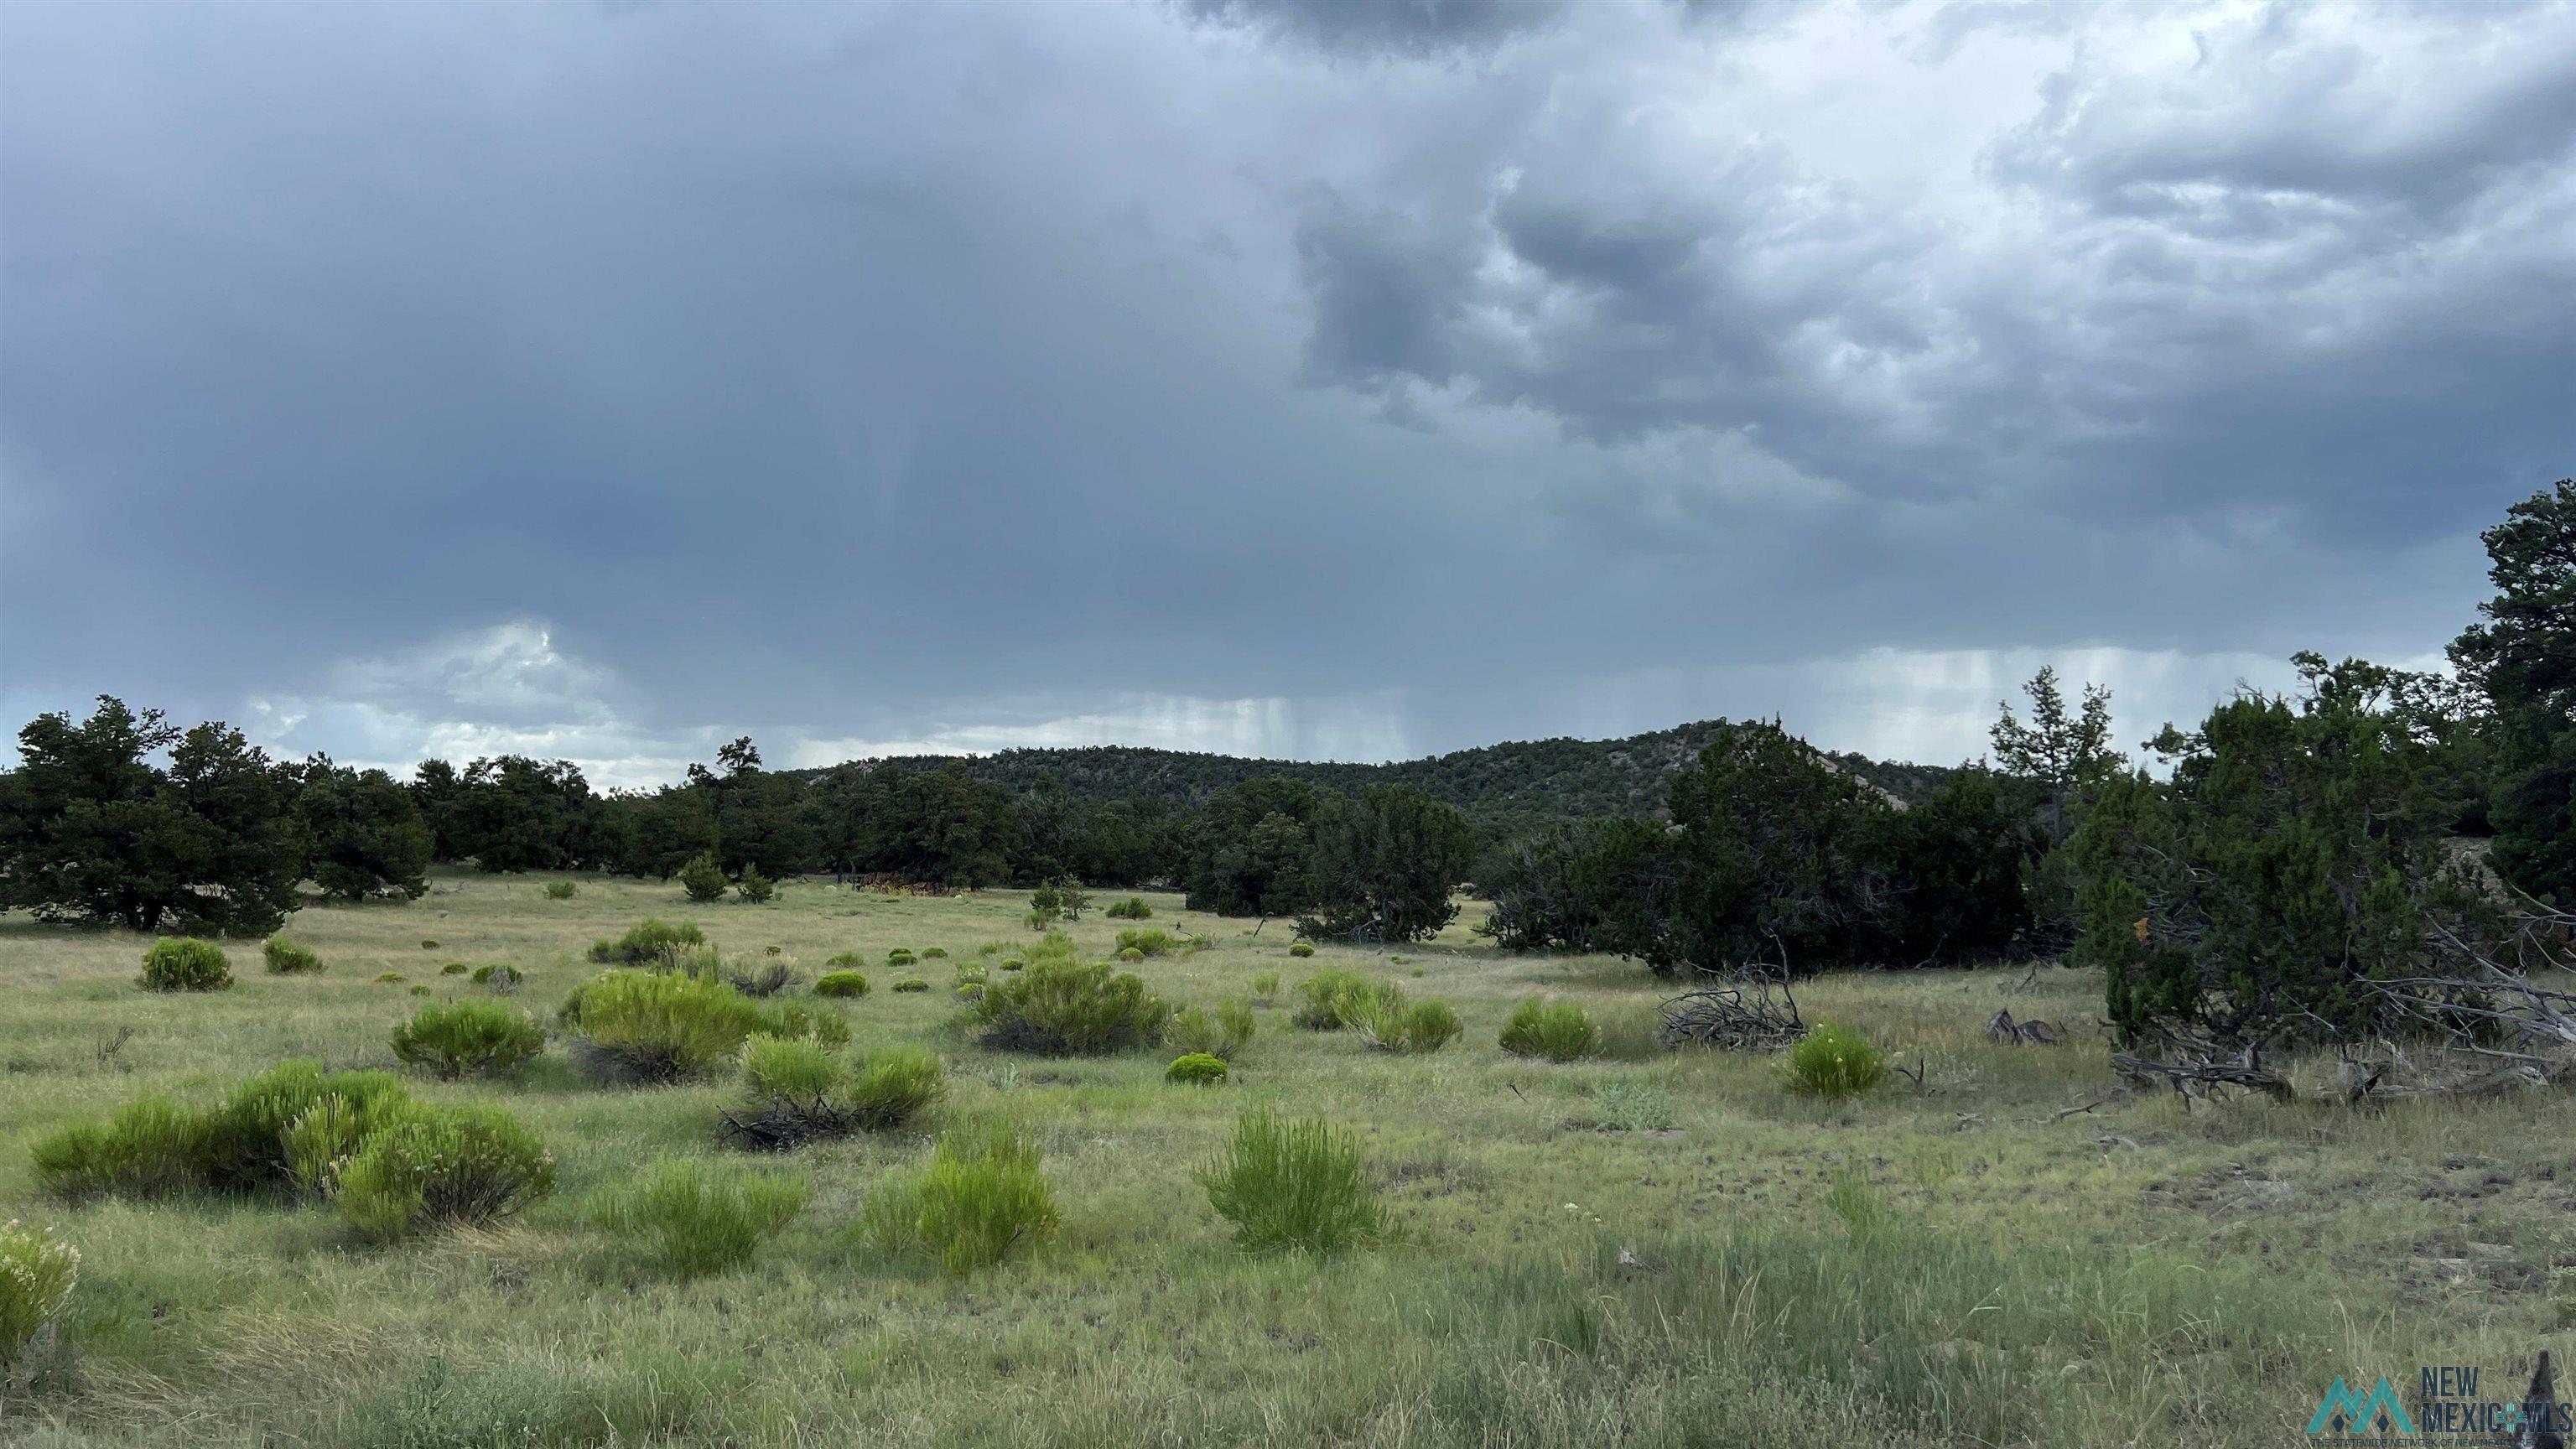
4 0 2570 786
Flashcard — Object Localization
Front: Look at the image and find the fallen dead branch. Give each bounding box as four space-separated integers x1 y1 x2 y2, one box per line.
2112 1045 2294 1103
1659 975 1804 1051
1985 1009 2060 1045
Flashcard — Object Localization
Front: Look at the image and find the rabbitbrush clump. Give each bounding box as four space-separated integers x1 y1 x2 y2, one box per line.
561 971 766 1083
262 937 325 974
1 1219 80 1368
138 937 231 992
1784 1021 1886 1098
1197 1108 1385 1254
965 960 1167 1056
1168 1000 1257 1060
857 1124 1057 1274
29 1061 553 1243
334 1103 556 1241
588 918 706 966
725 1039 945 1148
391 1000 544 1079
1499 996 1599 1062
587 1156 808 1277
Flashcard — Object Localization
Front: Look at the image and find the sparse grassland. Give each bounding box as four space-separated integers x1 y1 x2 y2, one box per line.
0 869 2569 1446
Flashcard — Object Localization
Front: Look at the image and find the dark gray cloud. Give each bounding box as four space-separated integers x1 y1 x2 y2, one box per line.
1178 0 1568 57
3 0 2568 778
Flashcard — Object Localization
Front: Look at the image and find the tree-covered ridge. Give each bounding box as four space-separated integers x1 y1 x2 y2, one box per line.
792 720 1953 830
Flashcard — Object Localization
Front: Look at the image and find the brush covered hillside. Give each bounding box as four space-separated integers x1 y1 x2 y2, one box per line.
799 720 1952 831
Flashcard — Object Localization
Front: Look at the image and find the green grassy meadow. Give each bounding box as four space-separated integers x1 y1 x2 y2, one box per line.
2 870 2569 1446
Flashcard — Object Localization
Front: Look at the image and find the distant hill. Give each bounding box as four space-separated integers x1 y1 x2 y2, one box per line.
792 720 1954 832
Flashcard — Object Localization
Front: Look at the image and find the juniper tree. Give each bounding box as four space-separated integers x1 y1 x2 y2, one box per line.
2074 656 2483 1047
297 756 434 901
2450 478 2576 902
1655 721 1886 976
1296 785 1474 943
0 697 306 935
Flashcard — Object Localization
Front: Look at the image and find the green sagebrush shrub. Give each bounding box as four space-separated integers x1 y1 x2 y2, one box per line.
740 1033 842 1099
814 970 870 998
439 962 469 976
999 957 1025 972
1168 1000 1256 1061
206 1062 409 1192
1499 996 1599 1062
391 1000 544 1079
965 959 1168 1055
1784 1021 1886 1098
419 940 439 950
586 1156 807 1277
887 948 918 967
922 947 948 959
735 1038 943 1143
561 971 766 1083
1 1220 80 1368
839 1046 943 1127
31 1061 406 1199
335 1103 556 1241
31 1094 210 1198
1197 1108 1385 1254
262 937 324 975
375 972 406 984
1166 1052 1228 1085
281 1081 419 1197
825 951 863 969
1104 897 1151 919
734 867 775 904
543 880 578 901
408 984 429 997
471 963 523 989
766 1000 849 1045
1115 946 1145 962
1290 969 1401 1031
891 978 929 993
1288 941 1315 958
1252 971 1280 1000
588 918 704 966
1355 997 1462 1054
1114 927 1184 958
138 937 231 992
561 969 844 1083
857 1124 1057 1274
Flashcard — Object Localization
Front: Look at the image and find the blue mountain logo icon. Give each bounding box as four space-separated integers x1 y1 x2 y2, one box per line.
2308 1375 2418 1437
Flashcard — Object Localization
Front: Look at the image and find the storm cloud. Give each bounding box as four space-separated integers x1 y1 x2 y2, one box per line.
3 0 2569 780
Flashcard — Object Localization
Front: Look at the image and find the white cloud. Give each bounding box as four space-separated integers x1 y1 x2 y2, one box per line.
231 620 2441 789
1523 644 2402 768
237 622 1418 785
242 621 715 790
787 690 1414 767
